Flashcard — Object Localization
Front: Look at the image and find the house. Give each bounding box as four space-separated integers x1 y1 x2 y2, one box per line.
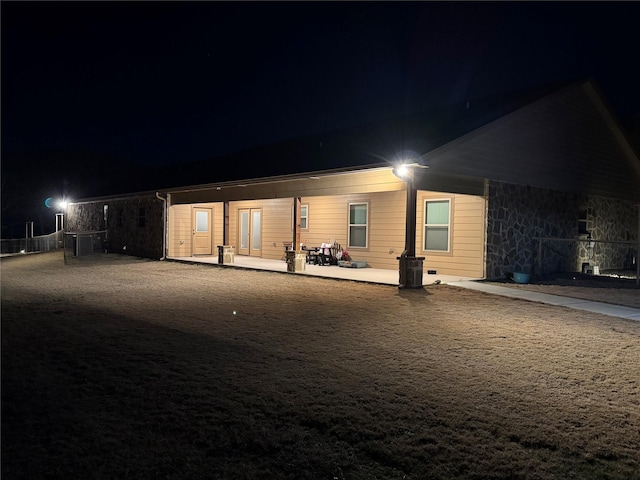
67 78 640 283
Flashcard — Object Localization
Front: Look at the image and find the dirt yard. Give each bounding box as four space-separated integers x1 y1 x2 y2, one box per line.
2 251 639 479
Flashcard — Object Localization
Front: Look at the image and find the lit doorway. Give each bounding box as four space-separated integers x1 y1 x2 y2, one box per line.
192 207 212 255
237 208 261 256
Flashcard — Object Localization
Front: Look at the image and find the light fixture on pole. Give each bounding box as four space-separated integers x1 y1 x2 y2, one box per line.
55 213 65 232
55 198 69 248
24 221 34 253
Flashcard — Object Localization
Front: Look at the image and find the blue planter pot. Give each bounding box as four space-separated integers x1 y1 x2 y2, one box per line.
512 272 530 284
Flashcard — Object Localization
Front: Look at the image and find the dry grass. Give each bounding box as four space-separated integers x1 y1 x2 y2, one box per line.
2 251 639 480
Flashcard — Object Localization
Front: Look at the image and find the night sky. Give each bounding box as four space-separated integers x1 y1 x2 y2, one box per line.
2 1 640 235
3 1 640 166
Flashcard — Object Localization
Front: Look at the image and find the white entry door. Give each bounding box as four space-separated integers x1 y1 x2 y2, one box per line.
192 207 212 255
238 208 261 256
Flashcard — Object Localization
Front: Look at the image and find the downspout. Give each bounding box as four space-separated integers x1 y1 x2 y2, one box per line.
156 192 167 260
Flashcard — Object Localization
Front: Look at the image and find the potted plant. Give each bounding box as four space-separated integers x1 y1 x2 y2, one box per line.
337 249 351 266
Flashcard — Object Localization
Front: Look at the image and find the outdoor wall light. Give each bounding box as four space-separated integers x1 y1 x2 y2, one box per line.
391 150 430 181
393 164 410 179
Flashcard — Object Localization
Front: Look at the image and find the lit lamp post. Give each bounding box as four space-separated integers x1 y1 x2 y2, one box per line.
55 212 65 232
56 199 68 248
25 221 34 253
56 200 68 226
392 158 429 289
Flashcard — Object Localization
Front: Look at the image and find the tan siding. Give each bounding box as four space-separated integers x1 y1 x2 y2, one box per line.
299 191 406 270
299 196 348 248
262 198 296 260
229 200 259 256
229 198 294 260
212 203 224 250
170 180 486 277
367 190 407 270
228 204 237 251
168 202 223 257
222 190 486 276
168 204 192 257
417 192 485 278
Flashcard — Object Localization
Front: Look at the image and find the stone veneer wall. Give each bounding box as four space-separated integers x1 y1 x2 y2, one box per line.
67 194 164 259
486 180 639 280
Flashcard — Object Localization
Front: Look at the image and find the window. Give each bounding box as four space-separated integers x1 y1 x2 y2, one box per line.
195 211 208 232
424 200 450 251
348 203 368 248
138 207 146 227
300 204 308 230
578 209 589 235
117 208 124 227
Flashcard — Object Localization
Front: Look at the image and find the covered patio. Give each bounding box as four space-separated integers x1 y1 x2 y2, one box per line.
167 255 479 286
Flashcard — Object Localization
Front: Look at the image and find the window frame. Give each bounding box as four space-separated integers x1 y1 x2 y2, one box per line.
578 209 590 236
348 202 369 249
423 198 451 253
300 204 309 230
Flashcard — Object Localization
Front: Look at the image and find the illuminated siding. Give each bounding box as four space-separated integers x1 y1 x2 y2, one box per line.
168 202 223 257
417 192 486 278
166 169 487 277
228 198 294 260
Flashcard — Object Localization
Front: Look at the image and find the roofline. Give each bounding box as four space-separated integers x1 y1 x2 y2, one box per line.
424 78 595 162
163 162 394 194
68 162 392 204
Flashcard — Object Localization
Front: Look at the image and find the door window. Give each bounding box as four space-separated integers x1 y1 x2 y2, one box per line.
195 211 208 232
240 211 250 250
251 210 261 251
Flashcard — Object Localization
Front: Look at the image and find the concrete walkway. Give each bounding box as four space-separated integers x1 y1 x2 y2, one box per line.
170 255 640 321
449 281 640 321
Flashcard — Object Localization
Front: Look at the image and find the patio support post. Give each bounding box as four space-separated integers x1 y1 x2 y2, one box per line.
155 192 167 260
223 201 230 246
286 197 306 272
404 169 417 258
25 221 34 253
293 197 302 252
396 168 425 289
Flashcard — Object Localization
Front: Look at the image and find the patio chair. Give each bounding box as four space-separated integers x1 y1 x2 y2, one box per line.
318 240 340 265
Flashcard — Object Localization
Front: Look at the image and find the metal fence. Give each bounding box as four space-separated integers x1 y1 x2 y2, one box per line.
63 231 108 258
0 231 64 255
